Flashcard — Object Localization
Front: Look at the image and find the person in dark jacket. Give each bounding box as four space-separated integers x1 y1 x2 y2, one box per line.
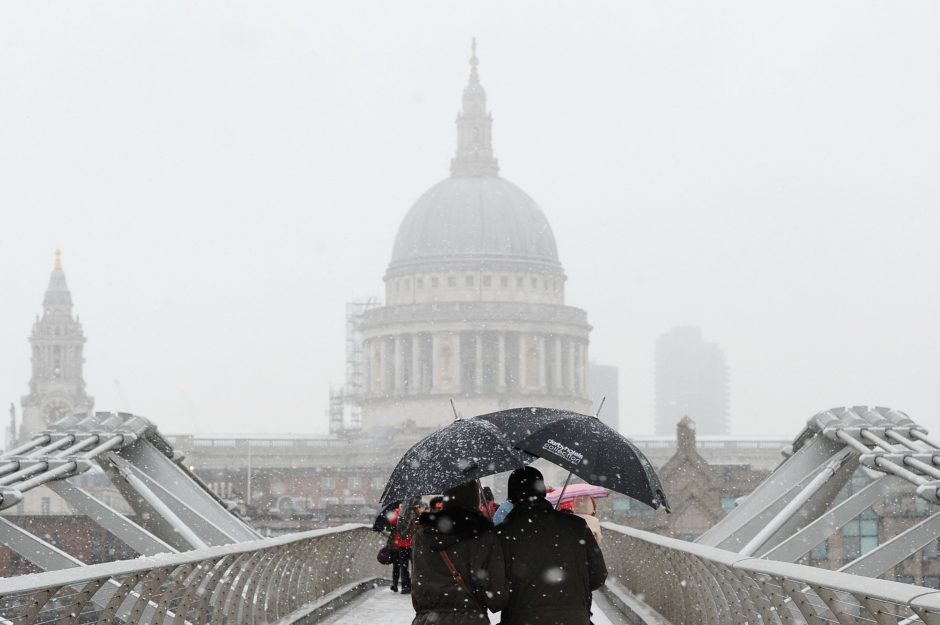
410 481 507 624
389 498 423 594
497 467 607 625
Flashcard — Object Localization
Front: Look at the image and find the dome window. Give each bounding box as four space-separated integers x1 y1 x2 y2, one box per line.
530 277 538 289
431 277 440 288
501 276 509 287
516 276 524 288
416 277 424 289
465 275 474 286
448 276 457 287
483 275 492 287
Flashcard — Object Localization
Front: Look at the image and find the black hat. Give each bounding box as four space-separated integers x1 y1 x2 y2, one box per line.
508 467 546 504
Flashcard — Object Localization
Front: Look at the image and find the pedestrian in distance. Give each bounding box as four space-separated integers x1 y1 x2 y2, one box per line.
410 480 507 624
429 495 445 512
389 497 423 594
497 467 607 625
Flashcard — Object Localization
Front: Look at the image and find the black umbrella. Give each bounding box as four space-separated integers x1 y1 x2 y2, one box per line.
475 407 670 511
379 418 536 507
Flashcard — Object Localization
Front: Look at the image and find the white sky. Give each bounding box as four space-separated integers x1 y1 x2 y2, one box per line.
1 1 938 439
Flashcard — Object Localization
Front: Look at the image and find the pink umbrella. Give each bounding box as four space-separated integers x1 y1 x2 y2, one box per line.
546 483 608 505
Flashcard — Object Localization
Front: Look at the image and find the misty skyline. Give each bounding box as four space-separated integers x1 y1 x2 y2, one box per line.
1 2 939 438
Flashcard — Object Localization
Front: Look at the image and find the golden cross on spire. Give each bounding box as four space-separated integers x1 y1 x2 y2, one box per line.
54 248 62 270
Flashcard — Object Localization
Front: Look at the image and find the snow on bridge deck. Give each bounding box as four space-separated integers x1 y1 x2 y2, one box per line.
321 584 625 625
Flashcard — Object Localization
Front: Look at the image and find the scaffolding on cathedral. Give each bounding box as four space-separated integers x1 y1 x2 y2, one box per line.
328 298 380 434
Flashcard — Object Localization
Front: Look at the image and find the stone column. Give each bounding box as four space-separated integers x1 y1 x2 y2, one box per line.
452 332 462 393
580 340 589 393
411 334 421 395
474 333 484 392
554 336 563 391
497 333 507 392
518 333 527 391
379 337 389 395
567 339 576 393
394 335 405 395
431 333 440 391
538 334 547 391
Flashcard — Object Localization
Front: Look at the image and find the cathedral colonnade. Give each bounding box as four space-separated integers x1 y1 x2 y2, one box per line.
361 328 588 400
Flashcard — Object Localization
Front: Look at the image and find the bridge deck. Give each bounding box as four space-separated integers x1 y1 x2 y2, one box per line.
320 585 625 625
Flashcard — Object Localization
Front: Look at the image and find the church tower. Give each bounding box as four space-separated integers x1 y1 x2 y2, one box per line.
20 251 94 437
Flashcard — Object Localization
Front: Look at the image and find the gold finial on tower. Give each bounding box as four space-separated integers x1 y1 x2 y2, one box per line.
54 248 62 270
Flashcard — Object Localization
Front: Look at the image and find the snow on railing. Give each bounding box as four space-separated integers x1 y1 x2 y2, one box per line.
0 524 385 625
603 521 940 625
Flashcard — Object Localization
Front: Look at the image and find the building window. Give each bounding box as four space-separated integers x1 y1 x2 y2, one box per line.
517 276 524 288
431 277 439 288
41 497 51 515
349 477 361 491
417 277 424 288
924 576 940 589
530 277 538 288
543 278 549 290
810 540 829 561
843 510 879 562
466 275 474 286
371 477 385 490
483 275 492 287
404 279 411 290
501 276 509 287
924 539 940 559
321 477 336 490
448 276 457 287
898 575 916 585
720 497 737 513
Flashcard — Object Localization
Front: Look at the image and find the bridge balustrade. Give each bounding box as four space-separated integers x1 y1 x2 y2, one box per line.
604 521 940 624
0 525 384 625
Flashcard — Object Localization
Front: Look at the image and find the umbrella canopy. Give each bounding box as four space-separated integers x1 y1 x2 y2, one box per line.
546 483 608 506
379 418 535 507
475 407 670 511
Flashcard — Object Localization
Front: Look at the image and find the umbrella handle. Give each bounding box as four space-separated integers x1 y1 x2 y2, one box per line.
554 471 573 510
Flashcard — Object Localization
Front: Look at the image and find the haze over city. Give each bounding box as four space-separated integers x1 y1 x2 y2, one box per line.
2 1 939 438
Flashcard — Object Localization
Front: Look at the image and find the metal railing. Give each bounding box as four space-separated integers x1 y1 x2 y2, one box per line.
0 524 385 625
603 521 940 625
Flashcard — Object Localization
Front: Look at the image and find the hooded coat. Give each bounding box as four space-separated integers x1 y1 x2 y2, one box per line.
410 506 507 625
496 498 607 625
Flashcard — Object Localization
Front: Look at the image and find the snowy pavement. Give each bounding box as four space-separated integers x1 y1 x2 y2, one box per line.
321 585 625 625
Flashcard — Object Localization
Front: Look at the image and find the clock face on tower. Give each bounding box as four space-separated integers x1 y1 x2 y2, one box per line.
43 399 73 424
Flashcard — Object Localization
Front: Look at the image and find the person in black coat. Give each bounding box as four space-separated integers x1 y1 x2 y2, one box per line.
410 481 507 624
497 467 607 625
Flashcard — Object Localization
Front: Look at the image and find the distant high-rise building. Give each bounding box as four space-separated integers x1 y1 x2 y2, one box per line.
20 251 94 438
654 326 729 436
587 363 620 431
352 43 592 431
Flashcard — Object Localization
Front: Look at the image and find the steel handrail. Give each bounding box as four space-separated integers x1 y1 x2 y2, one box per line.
603 521 940 624
0 524 386 625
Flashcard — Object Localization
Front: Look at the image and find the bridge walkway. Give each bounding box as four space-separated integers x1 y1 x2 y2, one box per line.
321 584 626 625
